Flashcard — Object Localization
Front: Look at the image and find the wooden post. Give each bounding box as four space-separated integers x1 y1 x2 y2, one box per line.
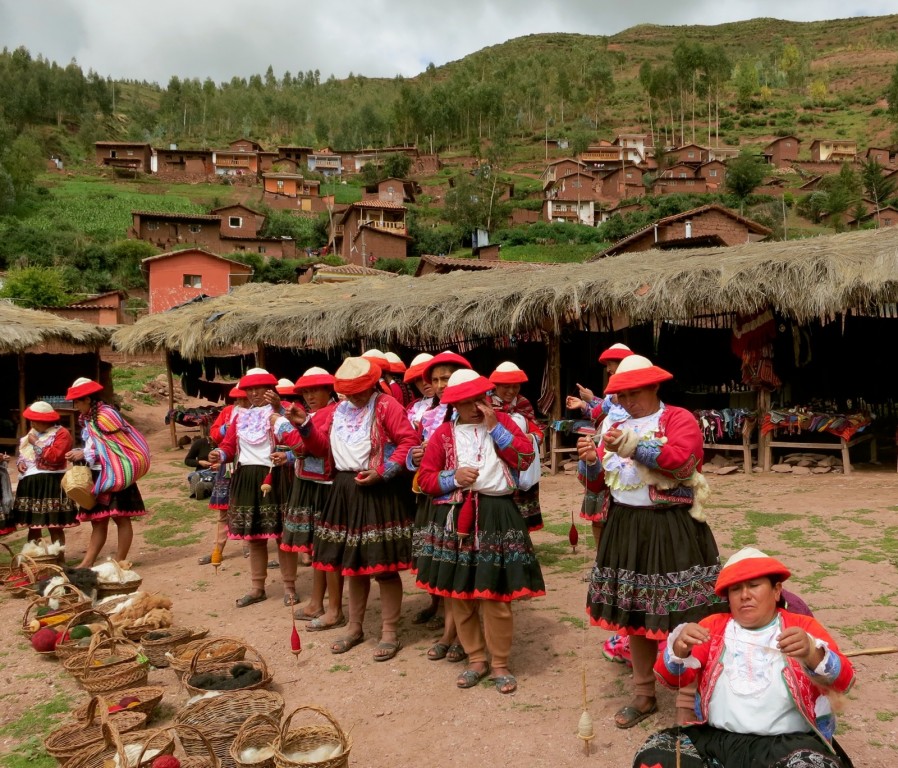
256 344 266 369
547 331 562 421
166 351 177 448
757 389 771 471
17 352 27 438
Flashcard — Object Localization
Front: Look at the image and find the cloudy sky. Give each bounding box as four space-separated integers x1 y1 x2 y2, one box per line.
0 0 893 84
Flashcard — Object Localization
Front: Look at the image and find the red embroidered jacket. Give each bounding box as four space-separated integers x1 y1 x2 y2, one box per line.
210 405 235 446
289 393 418 479
491 394 544 445
276 403 336 481
35 427 73 472
578 405 703 508
656 609 855 747
417 412 535 503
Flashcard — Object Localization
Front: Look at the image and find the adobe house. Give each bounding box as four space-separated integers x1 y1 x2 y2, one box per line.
142 248 253 314
661 163 698 179
414 253 551 277
213 146 259 176
763 136 801 168
596 166 645 201
593 204 771 258
809 139 857 163
211 204 266 239
596 201 644 224
156 148 214 176
331 200 409 265
130 211 224 251
46 290 128 326
262 173 326 213
308 149 342 177
278 146 313 167
664 143 707 166
363 178 420 204
698 160 727 189
652 177 709 195
543 171 596 225
229 138 264 153
847 205 898 228
94 142 153 173
540 158 591 189
296 263 398 283
864 147 895 168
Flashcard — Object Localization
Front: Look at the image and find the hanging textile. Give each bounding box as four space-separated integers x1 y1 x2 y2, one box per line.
732 310 780 391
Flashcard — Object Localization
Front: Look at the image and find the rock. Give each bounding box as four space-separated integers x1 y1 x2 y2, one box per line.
753 466 763 473
717 466 739 475
817 456 838 467
771 464 793 473
796 460 813 468
811 466 831 474
783 456 802 465
710 454 728 467
791 465 811 475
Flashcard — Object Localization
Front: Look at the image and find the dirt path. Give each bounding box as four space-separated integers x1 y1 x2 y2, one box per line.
2 402 897 767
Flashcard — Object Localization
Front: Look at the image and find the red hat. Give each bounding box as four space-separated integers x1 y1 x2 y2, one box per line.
489 361 528 385
423 350 472 383
604 355 673 394
440 369 493 405
228 386 247 399
239 367 278 389
334 357 381 395
403 353 434 383
715 547 791 597
276 378 296 396
598 343 634 364
294 366 335 391
66 377 103 401
385 352 406 374
361 349 390 372
23 401 61 422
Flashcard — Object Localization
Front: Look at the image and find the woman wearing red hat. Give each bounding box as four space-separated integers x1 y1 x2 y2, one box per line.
199 386 249 565
64 378 149 567
11 401 77 546
634 548 855 768
418 368 545 694
279 356 418 661
208 368 294 607
410 350 472 660
577 355 724 729
274 367 345 627
489 362 543 532
403 353 435 430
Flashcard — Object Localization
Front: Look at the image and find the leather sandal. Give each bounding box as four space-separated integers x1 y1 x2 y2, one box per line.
330 632 365 654
456 666 490 689
614 702 658 729
427 642 449 661
446 642 468 663
373 640 402 662
490 674 518 694
235 592 267 608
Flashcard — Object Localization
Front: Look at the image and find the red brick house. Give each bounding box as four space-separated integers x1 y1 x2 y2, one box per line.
665 143 707 165
213 143 259 177
94 142 153 173
809 139 857 163
278 146 313 167
155 148 214 178
592 204 771 259
307 149 343 177
763 136 801 168
698 160 727 189
261 173 326 212
541 159 591 189
212 204 266 239
331 200 409 265
46 290 128 326
847 205 898 228
864 147 895 168
142 248 253 313
595 166 645 202
653 177 709 195
543 171 597 225
364 178 420 203
661 163 698 179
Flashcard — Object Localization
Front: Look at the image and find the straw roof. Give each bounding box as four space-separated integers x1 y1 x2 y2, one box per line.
0 302 111 354
113 227 898 359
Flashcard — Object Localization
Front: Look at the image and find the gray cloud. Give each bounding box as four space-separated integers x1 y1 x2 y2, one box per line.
0 0 894 84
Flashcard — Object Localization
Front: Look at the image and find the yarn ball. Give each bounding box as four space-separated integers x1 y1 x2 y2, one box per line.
31 626 61 652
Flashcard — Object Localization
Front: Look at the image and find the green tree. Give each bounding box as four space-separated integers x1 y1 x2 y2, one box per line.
888 60 898 138
818 163 861 231
382 153 412 179
0 266 73 307
725 151 766 212
861 158 897 207
734 58 759 111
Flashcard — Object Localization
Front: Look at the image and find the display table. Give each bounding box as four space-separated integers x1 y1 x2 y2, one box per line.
548 419 593 474
760 410 875 474
696 409 757 470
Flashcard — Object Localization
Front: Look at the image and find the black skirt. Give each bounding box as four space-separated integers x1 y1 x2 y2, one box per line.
514 484 543 531
77 470 146 523
227 464 286 540
632 726 848 768
587 502 725 638
208 464 231 510
281 477 331 553
312 471 415 576
416 494 545 602
13 472 78 529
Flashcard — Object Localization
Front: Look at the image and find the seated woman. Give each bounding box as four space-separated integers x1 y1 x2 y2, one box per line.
185 435 216 499
633 547 855 768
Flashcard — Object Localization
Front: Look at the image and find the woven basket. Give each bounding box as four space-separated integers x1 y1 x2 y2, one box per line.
61 465 96 512
3 550 65 598
139 627 193 667
173 724 222 768
66 723 175 768
272 707 350 768
175 690 285 768
22 583 93 637
167 637 246 674
183 641 271 697
229 714 280 768
56 611 117 662
73 686 164 720
95 577 144 601
64 633 141 680
45 697 146 765
79 636 149 695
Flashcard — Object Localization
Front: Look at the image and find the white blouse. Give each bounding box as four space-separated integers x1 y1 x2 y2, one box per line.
453 423 512 496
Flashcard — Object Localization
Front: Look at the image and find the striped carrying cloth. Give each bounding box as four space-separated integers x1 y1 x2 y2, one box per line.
84 404 151 495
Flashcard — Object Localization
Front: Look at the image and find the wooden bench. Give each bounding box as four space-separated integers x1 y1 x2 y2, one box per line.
703 438 756 470
762 432 876 475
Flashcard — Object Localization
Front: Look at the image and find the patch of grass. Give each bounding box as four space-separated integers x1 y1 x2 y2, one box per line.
141 499 206 548
111 363 168 394
840 618 897 640
744 510 801 526
533 540 582 573
793 563 839 592
875 711 898 722
0 692 71 739
329 664 350 672
16 672 48 680
559 615 587 630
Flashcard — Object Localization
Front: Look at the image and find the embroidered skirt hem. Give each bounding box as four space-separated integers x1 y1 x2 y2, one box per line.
226 464 285 540
14 473 79 528
77 472 146 522
280 477 330 553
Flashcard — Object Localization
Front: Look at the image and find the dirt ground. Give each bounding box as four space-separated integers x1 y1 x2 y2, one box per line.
2 399 897 768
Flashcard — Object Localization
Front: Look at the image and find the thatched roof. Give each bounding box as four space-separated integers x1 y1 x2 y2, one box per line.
112 227 898 359
0 302 111 354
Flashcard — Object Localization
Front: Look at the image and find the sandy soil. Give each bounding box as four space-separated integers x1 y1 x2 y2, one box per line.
2 400 897 767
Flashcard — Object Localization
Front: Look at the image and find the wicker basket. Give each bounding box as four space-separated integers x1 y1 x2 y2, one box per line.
56 610 117 662
3 550 65 598
45 696 147 766
167 637 246 674
64 633 141 680
73 686 165 720
78 636 150 695
183 641 271 696
229 714 280 768
22 583 93 638
272 707 350 768
66 723 175 768
175 690 285 768
95 577 143 601
138 627 193 667
173 725 222 768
